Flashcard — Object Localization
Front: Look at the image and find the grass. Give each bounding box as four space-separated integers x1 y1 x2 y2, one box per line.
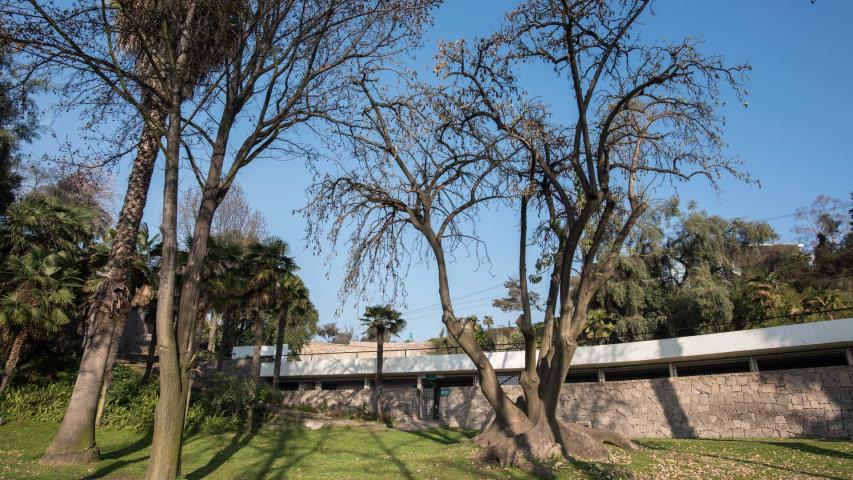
0 421 851 479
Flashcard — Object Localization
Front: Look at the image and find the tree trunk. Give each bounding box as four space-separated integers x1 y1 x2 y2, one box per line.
216 312 233 372
145 82 187 480
141 314 157 384
41 99 163 466
247 310 265 427
207 312 218 353
0 330 27 394
272 311 287 389
94 310 129 427
372 327 384 420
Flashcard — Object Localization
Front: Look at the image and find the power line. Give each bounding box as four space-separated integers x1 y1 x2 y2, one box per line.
401 283 505 315
400 201 852 320
754 202 853 222
404 299 499 322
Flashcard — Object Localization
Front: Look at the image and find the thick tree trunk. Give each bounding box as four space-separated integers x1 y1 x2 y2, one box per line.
272 311 287 389
94 311 129 427
145 86 187 480
0 330 27 394
41 100 163 466
475 411 636 477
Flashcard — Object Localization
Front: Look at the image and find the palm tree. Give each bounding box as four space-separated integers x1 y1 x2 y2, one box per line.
0 194 94 395
240 238 295 426
802 288 846 320
201 235 242 354
270 275 312 389
747 273 789 317
204 236 249 370
0 249 81 392
360 305 407 420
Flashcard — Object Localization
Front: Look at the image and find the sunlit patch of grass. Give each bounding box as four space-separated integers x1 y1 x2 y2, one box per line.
0 421 850 479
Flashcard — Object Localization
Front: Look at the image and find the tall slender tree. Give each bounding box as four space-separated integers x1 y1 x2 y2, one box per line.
271 275 312 389
359 305 406 420
242 238 295 426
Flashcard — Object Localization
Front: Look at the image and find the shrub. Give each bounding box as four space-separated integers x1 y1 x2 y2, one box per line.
0 381 72 423
99 366 159 432
0 363 272 434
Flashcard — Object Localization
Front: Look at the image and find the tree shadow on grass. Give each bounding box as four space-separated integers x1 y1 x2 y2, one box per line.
248 425 517 480
264 426 329 480
99 432 152 460
405 427 476 445
759 440 853 461
634 439 850 480
368 429 415 480
185 426 260 480
81 441 151 479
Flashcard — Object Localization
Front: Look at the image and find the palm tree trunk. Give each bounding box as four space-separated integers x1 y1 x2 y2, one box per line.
41 99 163 466
248 310 265 427
373 327 385 420
95 310 129 427
272 311 287 389
0 330 27 394
216 311 234 372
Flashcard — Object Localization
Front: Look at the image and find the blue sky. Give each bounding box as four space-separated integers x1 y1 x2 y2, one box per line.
28 0 853 341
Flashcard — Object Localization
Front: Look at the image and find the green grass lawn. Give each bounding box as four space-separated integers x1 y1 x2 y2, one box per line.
0 421 851 479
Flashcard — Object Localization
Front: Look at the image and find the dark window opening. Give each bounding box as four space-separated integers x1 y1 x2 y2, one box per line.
675 358 751 377
566 370 598 383
604 364 670 382
383 377 418 388
755 349 848 372
437 376 474 388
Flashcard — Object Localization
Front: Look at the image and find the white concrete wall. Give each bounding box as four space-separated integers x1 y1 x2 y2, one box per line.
255 318 853 378
231 344 289 359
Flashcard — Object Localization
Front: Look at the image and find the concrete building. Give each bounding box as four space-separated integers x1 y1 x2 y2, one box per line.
233 318 853 438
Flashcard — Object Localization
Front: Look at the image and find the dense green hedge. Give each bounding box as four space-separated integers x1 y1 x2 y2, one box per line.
0 364 273 433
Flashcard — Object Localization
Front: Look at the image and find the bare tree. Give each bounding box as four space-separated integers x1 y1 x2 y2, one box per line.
179 182 268 245
793 194 849 248
307 0 749 471
147 1 435 477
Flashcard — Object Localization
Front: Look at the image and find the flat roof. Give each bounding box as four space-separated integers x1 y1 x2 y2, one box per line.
259 318 853 379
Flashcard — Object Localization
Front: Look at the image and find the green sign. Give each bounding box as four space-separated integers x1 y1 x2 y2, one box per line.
424 375 436 380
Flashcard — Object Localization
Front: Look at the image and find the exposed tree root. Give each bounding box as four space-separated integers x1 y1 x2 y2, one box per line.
474 417 637 477
39 445 100 466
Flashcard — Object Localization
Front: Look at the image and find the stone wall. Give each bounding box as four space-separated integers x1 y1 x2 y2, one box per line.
280 387 419 419
439 366 853 439
277 366 853 439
